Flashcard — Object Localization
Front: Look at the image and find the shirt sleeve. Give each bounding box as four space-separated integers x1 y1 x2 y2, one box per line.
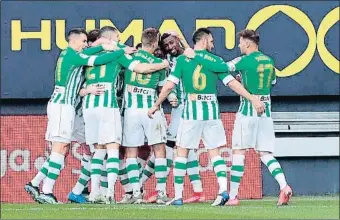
82 45 104 55
217 72 235 86
72 49 125 67
167 57 183 85
157 69 167 86
117 54 140 71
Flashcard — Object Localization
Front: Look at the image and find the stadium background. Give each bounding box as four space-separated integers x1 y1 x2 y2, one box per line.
1 1 339 203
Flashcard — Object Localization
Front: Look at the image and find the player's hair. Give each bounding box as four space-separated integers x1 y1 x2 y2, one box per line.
67 28 87 41
159 32 172 51
87 29 100 43
192 28 211 44
154 47 165 59
99 26 118 37
238 29 260 45
141 27 160 47
135 43 142 50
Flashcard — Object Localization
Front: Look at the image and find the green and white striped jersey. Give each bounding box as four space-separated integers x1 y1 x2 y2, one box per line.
167 54 185 106
83 50 139 109
194 51 276 118
168 50 234 120
124 50 166 109
50 47 96 106
49 45 124 107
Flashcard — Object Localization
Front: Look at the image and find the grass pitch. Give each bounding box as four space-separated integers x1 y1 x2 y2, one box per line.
1 196 339 219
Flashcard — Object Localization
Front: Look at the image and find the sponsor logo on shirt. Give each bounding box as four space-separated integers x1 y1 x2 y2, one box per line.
127 85 154 95
189 94 217 101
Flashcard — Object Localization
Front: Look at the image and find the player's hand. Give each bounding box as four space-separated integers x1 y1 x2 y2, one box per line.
102 43 119 51
183 48 195 59
162 59 170 69
251 97 265 115
124 46 137 55
167 30 179 37
148 105 160 119
86 85 105 95
235 74 242 82
91 37 111 46
168 93 178 107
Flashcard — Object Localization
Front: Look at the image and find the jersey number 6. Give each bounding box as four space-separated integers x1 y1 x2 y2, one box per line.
193 65 206 91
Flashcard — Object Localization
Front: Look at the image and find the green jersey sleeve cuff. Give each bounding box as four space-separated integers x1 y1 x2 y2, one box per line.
88 55 98 66
272 78 277 85
158 79 167 87
167 75 179 84
223 75 235 85
128 60 140 71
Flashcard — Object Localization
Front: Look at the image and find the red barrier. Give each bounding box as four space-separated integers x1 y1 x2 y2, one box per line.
0 114 262 203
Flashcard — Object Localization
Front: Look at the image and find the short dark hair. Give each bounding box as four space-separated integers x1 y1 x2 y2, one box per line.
159 33 172 50
238 29 260 45
67 28 87 41
141 27 160 47
87 29 100 43
99 26 118 37
192 28 211 44
135 43 142 49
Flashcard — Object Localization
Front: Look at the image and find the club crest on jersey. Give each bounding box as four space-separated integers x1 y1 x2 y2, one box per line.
189 94 216 101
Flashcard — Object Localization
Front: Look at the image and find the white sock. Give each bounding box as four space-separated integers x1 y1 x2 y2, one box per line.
31 157 49 187
187 150 203 193
173 157 187 200
126 158 140 194
155 158 167 192
211 155 227 194
90 149 106 196
229 154 245 199
261 154 287 190
106 149 119 196
42 152 65 194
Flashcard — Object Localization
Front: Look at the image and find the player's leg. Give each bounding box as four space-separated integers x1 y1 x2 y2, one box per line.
69 114 91 203
144 110 168 204
202 119 229 206
257 117 292 206
137 144 150 182
82 107 107 203
183 149 205 203
122 109 144 203
100 158 108 198
98 108 121 204
166 119 202 206
69 143 92 203
25 156 50 202
38 103 75 204
140 152 155 186
117 147 134 204
226 113 256 206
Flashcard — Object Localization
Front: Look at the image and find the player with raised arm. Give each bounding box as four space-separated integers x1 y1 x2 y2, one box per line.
24 27 137 204
141 31 205 203
148 28 265 206
185 29 292 206
83 26 168 204
122 28 169 204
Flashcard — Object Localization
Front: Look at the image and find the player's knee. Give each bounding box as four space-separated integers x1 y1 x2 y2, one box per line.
152 143 166 158
125 147 138 158
176 146 189 158
106 142 119 149
166 140 176 148
95 144 106 149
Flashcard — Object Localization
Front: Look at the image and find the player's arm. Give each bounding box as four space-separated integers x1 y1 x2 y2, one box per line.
271 60 277 86
82 45 104 55
79 81 105 96
218 73 265 114
158 69 178 107
73 49 125 67
118 55 169 74
148 58 182 118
